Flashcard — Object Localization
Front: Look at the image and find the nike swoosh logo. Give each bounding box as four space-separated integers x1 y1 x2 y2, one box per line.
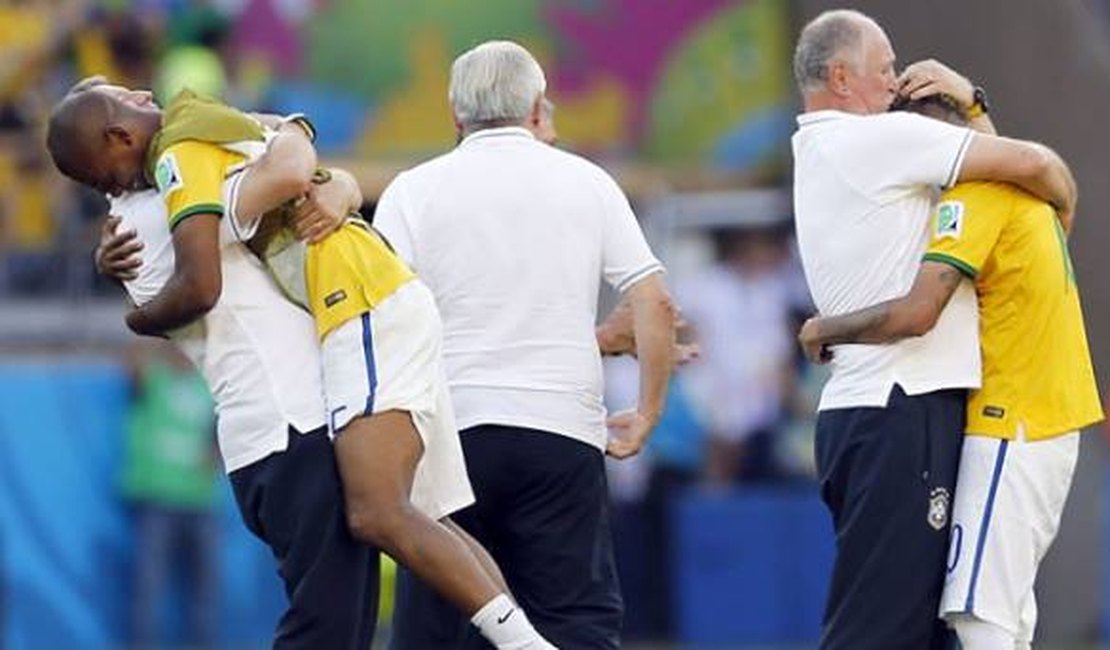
496 609 515 624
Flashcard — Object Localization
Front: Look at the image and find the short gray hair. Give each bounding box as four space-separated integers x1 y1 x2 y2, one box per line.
793 9 871 93
449 40 547 128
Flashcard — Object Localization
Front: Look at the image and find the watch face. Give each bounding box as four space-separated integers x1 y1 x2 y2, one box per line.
973 86 990 112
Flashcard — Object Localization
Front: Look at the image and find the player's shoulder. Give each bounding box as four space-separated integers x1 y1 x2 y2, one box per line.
157 139 228 168
942 181 1038 209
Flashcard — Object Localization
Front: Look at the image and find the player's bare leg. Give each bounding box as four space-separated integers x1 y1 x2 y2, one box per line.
442 516 511 594
334 410 554 649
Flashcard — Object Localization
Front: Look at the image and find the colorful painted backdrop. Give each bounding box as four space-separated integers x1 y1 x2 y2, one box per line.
226 0 793 168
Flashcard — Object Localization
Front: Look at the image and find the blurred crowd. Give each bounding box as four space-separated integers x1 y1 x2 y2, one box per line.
0 0 287 298
604 224 821 642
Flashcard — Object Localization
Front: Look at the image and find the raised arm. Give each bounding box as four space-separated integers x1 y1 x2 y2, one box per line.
897 59 996 135
797 261 964 363
958 136 1077 229
605 272 677 459
232 121 318 231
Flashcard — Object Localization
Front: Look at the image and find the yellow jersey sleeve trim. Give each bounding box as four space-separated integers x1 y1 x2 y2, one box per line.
169 203 224 231
923 252 977 279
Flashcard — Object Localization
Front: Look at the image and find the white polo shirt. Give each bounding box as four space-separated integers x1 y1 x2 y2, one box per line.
792 110 980 411
111 190 327 472
374 127 663 450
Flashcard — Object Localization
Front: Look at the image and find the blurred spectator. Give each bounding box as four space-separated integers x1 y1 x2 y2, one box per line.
0 132 66 294
121 339 220 649
675 225 812 485
156 3 231 102
69 6 158 89
605 355 706 643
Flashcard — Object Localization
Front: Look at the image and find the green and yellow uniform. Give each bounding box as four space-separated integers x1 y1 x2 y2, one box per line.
145 91 414 338
923 181 1103 440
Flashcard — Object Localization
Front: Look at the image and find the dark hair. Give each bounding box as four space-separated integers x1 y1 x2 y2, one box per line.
889 94 967 125
45 81 114 183
68 75 109 95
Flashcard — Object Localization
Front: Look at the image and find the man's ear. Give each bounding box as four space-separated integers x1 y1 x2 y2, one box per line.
528 96 544 127
105 124 133 147
829 61 851 98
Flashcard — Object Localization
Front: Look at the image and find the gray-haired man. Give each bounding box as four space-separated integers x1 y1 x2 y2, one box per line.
791 9 1076 650
376 40 677 649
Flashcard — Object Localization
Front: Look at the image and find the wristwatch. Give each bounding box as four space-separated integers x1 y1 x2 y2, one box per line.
967 86 990 119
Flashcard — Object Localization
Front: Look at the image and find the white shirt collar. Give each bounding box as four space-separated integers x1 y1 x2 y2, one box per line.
796 110 852 127
460 126 536 146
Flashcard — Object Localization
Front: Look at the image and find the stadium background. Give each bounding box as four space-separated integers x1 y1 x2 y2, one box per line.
1 0 1109 647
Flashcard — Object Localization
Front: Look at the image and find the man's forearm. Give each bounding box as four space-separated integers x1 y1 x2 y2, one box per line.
127 214 222 337
1037 145 1077 217
629 278 676 419
330 168 364 213
814 301 905 346
126 275 215 336
817 260 966 347
596 297 634 356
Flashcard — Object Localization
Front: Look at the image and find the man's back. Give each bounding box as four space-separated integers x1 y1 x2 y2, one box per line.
792 109 979 410
375 127 661 449
924 181 1102 439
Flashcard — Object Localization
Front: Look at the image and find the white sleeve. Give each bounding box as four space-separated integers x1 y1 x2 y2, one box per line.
224 169 260 242
597 173 664 292
373 173 418 269
842 112 973 197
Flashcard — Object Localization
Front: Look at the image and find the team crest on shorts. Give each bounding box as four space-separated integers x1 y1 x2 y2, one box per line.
928 487 951 531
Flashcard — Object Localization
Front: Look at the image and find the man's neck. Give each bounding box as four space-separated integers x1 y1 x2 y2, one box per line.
461 120 529 139
802 90 865 115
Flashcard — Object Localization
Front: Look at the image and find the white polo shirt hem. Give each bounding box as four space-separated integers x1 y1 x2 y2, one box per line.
793 109 981 414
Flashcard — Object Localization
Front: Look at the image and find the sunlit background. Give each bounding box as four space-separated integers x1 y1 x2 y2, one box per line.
2 0 1110 648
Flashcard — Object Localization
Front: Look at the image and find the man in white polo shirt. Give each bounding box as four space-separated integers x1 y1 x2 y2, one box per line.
376 40 677 649
84 126 381 649
791 9 1077 650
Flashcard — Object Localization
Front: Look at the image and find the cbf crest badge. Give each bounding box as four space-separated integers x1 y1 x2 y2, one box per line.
928 487 951 531
935 201 963 239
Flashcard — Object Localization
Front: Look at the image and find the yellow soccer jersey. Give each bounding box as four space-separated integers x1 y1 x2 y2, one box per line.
923 181 1103 440
153 139 246 230
305 220 415 339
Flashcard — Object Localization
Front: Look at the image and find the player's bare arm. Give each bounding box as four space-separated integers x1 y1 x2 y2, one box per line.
798 261 965 364
125 212 222 336
233 122 318 233
291 168 363 243
958 135 1077 229
605 272 677 459
124 120 322 337
898 59 996 135
597 295 699 365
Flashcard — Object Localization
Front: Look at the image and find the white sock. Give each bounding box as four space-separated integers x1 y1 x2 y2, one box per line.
949 614 1016 650
471 593 556 649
